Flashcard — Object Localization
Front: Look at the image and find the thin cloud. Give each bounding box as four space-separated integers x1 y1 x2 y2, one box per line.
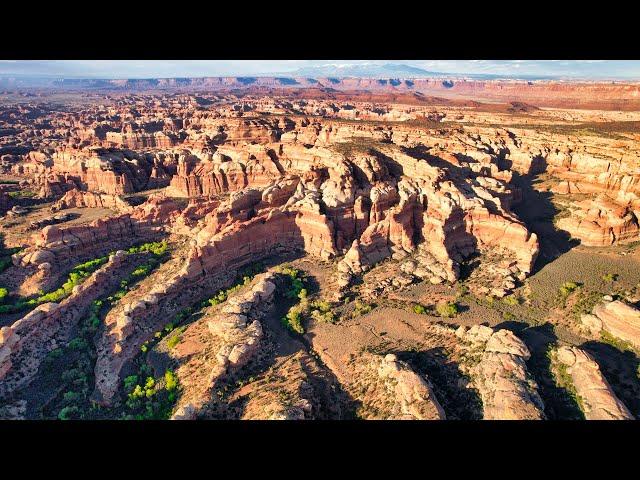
0 60 639 79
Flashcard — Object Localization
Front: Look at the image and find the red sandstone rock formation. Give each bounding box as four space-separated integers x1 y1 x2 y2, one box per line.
15 194 179 270
53 188 133 212
0 251 135 399
556 195 640 246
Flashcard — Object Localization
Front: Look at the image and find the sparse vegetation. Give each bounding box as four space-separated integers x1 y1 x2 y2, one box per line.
569 290 604 321
205 262 264 307
0 255 109 313
166 333 182 349
282 305 305 334
352 299 374 318
127 240 169 257
122 367 181 420
412 304 427 315
547 348 585 416
502 295 520 306
436 301 458 318
559 281 580 297
8 190 36 199
601 330 636 353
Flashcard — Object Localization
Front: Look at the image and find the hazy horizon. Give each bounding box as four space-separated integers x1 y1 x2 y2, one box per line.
1 60 640 80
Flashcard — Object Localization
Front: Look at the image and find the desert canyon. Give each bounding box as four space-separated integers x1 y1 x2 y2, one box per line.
1 76 640 420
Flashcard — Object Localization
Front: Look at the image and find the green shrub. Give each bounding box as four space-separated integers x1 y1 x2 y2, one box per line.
63 391 81 403
123 375 138 392
0 246 22 274
47 348 64 361
127 241 168 256
61 368 85 384
311 300 331 313
83 299 103 333
280 266 306 299
602 273 618 282
559 282 579 297
34 257 108 305
129 384 145 401
412 304 426 315
131 264 153 277
8 190 35 199
208 290 228 306
0 287 7 303
58 406 80 420
436 301 458 318
68 337 88 351
353 300 373 317
312 310 336 324
166 334 181 349
282 305 305 334
502 295 520 306
72 257 108 273
164 370 178 391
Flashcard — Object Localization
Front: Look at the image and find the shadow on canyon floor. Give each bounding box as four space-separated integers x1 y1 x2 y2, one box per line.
396 346 483 420
506 322 585 420
581 340 640 418
206 266 360 419
511 172 580 273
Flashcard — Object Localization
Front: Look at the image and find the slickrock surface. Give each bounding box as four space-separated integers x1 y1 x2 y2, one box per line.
53 188 133 213
457 326 545 420
168 273 276 419
351 353 446 420
556 195 640 246
555 346 634 420
591 300 640 349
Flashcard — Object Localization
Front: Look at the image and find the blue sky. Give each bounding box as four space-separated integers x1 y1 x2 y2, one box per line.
1 60 639 79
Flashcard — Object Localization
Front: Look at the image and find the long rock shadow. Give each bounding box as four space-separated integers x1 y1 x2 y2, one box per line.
581 340 640 418
395 347 483 420
205 269 360 419
512 323 584 419
511 172 579 272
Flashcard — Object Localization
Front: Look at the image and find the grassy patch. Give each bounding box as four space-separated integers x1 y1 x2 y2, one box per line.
547 348 586 417
601 330 636 353
8 190 36 199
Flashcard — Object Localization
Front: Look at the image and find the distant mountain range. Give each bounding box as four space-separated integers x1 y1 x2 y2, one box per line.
0 64 634 91
280 63 445 78
0 64 575 88
278 63 557 80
